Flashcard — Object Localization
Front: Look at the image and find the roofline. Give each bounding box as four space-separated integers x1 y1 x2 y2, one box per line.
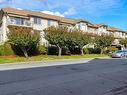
1 7 127 33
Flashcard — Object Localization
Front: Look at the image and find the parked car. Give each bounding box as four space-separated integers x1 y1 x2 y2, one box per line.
111 50 127 58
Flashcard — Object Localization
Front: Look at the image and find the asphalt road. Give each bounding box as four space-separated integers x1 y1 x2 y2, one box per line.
0 58 127 95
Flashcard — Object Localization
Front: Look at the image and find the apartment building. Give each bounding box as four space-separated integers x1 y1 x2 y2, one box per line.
0 7 127 45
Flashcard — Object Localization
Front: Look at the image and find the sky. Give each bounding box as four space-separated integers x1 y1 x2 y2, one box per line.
0 0 127 30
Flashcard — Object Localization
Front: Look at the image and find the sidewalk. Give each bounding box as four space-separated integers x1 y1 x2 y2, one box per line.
0 58 94 71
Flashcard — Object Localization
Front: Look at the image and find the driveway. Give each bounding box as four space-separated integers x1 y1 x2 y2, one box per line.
0 58 127 95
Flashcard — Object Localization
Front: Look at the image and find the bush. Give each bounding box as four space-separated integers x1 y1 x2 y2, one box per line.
0 45 4 56
7 25 40 58
83 48 89 54
0 43 14 56
69 47 81 55
38 45 47 55
62 47 71 55
83 48 101 54
48 46 58 55
88 48 94 54
48 46 71 55
103 46 118 54
93 48 101 54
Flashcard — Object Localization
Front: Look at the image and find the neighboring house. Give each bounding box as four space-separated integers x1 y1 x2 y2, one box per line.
0 7 127 46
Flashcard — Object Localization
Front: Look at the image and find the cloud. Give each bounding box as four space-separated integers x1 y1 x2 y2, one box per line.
0 0 125 17
41 11 64 17
63 7 76 16
0 0 5 3
41 7 76 17
38 0 124 17
0 0 9 4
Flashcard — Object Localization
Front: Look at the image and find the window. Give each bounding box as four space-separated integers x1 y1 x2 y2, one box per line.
48 20 56 26
10 17 27 25
34 17 42 25
122 33 125 36
77 23 84 29
48 20 52 26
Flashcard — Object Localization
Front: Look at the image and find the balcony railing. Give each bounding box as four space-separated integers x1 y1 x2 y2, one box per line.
7 20 33 27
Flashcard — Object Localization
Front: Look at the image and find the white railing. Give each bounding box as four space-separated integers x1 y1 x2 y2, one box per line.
7 20 33 27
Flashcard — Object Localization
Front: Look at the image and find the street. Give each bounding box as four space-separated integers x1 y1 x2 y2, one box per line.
0 58 127 95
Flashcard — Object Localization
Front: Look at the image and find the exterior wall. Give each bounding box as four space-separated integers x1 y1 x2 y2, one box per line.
0 13 59 45
31 17 58 45
0 11 4 44
1 15 8 43
87 26 96 34
31 17 48 31
0 9 127 46
97 27 108 34
76 22 87 32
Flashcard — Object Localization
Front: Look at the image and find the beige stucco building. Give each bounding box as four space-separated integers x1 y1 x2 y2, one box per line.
0 8 127 45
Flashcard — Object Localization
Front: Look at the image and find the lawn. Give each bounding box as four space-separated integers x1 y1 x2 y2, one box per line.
0 54 109 64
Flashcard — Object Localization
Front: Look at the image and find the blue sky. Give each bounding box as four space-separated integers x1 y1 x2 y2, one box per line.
0 0 127 30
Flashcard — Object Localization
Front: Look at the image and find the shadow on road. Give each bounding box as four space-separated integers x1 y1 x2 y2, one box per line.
0 58 126 85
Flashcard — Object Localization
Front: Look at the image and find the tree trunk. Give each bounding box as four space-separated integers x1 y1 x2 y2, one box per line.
100 48 103 54
57 45 62 56
21 47 29 58
81 47 84 55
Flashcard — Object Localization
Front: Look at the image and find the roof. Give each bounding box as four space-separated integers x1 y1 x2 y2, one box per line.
1 8 90 25
2 7 61 21
88 23 107 28
87 23 99 28
1 8 126 33
107 26 127 33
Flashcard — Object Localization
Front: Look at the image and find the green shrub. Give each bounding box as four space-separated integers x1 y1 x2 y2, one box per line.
7 25 40 58
48 46 58 55
88 48 94 54
0 43 15 56
0 45 4 56
38 45 47 55
69 47 80 55
93 48 101 54
62 47 71 55
104 46 118 54
83 48 89 54
83 48 101 54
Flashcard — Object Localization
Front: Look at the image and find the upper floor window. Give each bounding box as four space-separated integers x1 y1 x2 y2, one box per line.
48 20 56 26
34 17 42 25
10 17 26 25
77 23 85 29
122 33 125 36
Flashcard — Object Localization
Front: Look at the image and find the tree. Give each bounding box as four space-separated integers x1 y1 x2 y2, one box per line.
120 38 127 48
7 25 40 58
66 29 91 55
44 26 68 56
95 34 114 54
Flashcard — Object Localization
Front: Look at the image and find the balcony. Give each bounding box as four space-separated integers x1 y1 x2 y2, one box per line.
7 20 33 27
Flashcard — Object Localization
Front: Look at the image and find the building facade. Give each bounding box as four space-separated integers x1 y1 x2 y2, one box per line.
0 8 127 45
